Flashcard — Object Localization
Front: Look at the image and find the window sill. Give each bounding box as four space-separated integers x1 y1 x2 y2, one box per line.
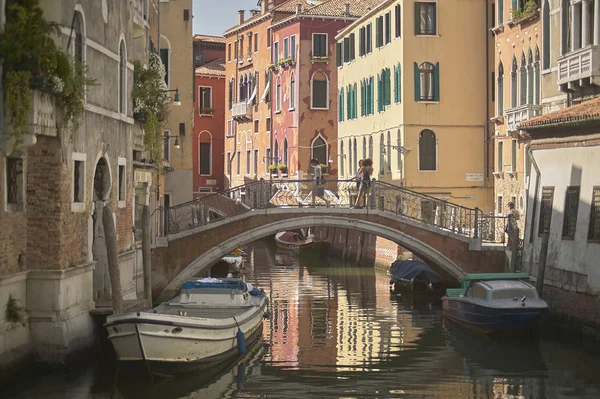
275 110 281 114
288 107 295 111
542 69 552 75
266 130 271 134
418 169 438 173
71 202 86 213
118 200 126 209
199 113 214 117
310 107 329 110
417 100 439 104
5 203 24 213
415 33 439 37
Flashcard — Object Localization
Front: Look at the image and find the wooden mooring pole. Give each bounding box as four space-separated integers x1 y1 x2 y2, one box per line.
509 227 520 273
536 232 550 297
142 205 152 307
102 204 123 315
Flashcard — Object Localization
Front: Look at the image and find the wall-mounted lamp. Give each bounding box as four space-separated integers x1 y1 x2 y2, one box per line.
328 154 333 163
164 135 180 149
163 88 181 106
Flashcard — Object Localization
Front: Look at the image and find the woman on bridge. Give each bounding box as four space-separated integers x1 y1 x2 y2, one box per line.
354 158 373 209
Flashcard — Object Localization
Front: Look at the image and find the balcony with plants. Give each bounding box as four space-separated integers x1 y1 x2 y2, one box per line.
0 0 94 155
509 0 539 25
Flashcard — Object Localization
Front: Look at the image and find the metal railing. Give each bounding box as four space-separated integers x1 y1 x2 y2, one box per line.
155 179 509 244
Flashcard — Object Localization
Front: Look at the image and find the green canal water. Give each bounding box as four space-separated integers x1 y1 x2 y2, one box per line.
4 239 600 398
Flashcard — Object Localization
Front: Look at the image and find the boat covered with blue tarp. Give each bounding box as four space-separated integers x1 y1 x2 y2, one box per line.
388 260 444 294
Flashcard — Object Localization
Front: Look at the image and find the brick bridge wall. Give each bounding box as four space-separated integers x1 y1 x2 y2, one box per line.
151 210 506 299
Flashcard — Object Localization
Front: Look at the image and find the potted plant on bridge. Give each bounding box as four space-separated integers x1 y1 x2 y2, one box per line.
268 164 278 177
277 164 288 177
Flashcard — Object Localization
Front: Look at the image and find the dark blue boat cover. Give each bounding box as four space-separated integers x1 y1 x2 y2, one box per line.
181 279 265 297
389 260 442 284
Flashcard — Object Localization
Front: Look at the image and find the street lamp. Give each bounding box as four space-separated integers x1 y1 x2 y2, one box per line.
164 134 180 149
164 88 181 106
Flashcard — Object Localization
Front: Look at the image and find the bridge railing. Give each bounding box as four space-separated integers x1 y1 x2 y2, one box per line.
155 178 509 244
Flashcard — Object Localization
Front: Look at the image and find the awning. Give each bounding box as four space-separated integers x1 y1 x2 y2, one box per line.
260 80 271 102
248 84 257 104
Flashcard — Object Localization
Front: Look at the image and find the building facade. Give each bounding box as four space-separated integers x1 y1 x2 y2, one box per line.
159 0 194 207
0 0 157 367
335 0 494 213
193 36 226 196
491 0 542 237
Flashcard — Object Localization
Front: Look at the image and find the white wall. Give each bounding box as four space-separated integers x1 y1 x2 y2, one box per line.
524 144 600 294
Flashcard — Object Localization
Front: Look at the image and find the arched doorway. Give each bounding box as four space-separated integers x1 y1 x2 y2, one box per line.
92 157 111 301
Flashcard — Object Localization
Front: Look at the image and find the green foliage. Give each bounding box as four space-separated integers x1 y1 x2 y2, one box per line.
5 295 26 326
268 164 278 171
199 107 215 115
4 71 33 147
511 0 538 21
277 164 288 171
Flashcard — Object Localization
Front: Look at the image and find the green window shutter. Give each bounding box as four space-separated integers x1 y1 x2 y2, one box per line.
376 17 382 47
370 77 375 114
414 62 421 101
336 42 342 67
414 3 420 35
354 83 358 118
341 91 345 121
350 34 355 60
398 64 402 103
377 74 381 112
393 65 397 103
433 62 440 101
385 68 391 105
360 81 364 116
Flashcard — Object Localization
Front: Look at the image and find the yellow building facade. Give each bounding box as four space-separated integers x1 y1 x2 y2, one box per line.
335 0 493 212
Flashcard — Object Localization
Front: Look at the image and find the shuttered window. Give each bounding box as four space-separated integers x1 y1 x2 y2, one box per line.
414 2 437 35
343 37 350 62
336 42 342 66
562 186 580 240
395 5 401 38
384 11 391 44
313 33 327 57
415 62 439 101
349 33 355 61
338 90 344 122
366 23 373 53
199 142 211 175
394 63 402 103
359 27 366 56
538 187 554 236
588 187 600 241
418 129 436 171
376 16 383 47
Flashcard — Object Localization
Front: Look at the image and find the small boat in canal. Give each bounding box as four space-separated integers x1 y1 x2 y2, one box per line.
388 259 444 294
104 278 269 374
442 273 548 335
274 230 328 252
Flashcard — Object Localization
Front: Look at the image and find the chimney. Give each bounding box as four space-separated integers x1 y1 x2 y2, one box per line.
238 10 245 25
261 1 268 14
345 3 350 17
296 3 302 14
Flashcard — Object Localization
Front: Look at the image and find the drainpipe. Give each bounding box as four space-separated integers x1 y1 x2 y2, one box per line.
484 0 490 190
0 0 4 149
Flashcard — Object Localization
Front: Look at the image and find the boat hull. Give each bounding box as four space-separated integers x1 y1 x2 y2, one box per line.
442 297 546 334
390 278 445 295
105 299 267 371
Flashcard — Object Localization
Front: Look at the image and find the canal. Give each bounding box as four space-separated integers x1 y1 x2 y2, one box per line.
4 238 600 398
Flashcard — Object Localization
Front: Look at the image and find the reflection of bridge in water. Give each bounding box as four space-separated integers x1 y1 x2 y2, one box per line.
151 180 508 301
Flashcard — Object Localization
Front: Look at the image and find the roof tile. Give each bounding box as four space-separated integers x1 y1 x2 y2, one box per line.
193 34 226 44
302 0 384 18
195 58 226 77
519 97 600 129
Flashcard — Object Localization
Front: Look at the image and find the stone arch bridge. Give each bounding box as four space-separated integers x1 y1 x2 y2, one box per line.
151 180 507 302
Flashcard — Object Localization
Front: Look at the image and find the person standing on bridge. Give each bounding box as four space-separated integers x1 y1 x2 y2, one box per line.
354 158 373 208
311 158 329 207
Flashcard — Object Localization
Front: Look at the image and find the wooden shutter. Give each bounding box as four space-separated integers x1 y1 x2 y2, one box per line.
395 5 401 38
414 3 421 35
398 64 402 103
336 42 342 66
414 62 421 101
393 65 397 103
376 17 382 47
433 62 440 101
370 77 375 114
349 33 355 60
377 74 382 112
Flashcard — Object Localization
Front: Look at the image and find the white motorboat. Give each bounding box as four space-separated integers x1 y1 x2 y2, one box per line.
104 278 269 373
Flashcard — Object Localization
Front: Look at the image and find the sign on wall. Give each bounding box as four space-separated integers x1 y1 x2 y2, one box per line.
465 173 484 182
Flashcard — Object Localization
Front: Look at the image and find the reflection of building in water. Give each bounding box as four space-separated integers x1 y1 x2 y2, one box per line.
492 377 526 398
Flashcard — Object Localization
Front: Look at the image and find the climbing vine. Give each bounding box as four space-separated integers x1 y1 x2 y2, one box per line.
5 295 26 326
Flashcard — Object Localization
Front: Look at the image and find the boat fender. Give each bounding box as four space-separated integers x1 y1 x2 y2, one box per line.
233 317 246 354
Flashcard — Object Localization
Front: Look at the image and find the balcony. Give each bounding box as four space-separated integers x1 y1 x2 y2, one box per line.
557 45 600 90
132 0 148 38
232 101 252 120
505 104 542 132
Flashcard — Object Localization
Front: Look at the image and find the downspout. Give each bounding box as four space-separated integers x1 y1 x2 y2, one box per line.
269 12 276 174
0 0 5 149
484 0 490 190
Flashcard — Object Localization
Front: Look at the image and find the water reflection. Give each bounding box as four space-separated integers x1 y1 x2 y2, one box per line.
4 239 600 398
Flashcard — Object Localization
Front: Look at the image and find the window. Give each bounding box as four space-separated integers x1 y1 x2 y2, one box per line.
379 133 385 174
384 12 391 44
369 136 373 159
228 43 232 61
226 152 231 175
283 37 289 59
418 129 436 171
395 5 401 38
497 61 504 116
267 28 272 48
6 157 24 210
228 78 234 109
236 151 241 175
349 33 355 61
542 0 550 69
163 130 171 161
561 186 580 239
497 141 503 172
74 12 84 67
358 27 365 56
275 77 281 112
254 120 259 134
387 131 391 172
376 16 384 47
343 37 350 62
73 160 85 203
393 63 402 103
265 148 271 173
492 71 495 102
313 33 327 57
511 139 517 172
273 41 279 64
274 140 279 165
348 139 353 176
397 130 402 171
353 138 358 168
338 89 345 122
527 49 534 105
538 187 554 236
200 142 211 175
118 157 126 206
498 0 504 25
377 68 391 111
160 48 169 86
363 137 367 159
198 87 212 113
246 150 251 175
311 71 328 109
290 35 296 60
497 196 503 214
119 40 126 113
290 73 296 109
561 0 569 55
266 117 272 132
534 47 541 105
311 135 327 166
366 23 373 53
511 56 518 108
340 141 345 176
336 42 343 66
254 32 258 52
589 187 600 241
415 2 437 35
520 53 527 106
283 138 288 168
415 62 439 101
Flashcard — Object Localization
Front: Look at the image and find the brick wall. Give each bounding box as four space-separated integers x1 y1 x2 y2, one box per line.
543 285 600 332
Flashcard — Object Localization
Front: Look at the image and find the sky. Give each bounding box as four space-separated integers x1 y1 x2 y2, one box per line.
193 0 258 36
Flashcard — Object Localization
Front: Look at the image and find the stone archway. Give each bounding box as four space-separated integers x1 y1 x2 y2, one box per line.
92 157 111 301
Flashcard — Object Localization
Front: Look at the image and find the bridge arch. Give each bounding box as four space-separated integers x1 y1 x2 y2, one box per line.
157 215 466 301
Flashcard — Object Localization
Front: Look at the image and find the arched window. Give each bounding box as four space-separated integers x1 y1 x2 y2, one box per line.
353 138 357 170
368 136 373 159
519 52 527 106
379 133 385 174
497 61 504 116
417 62 437 101
348 139 353 176
510 56 518 108
283 138 288 168
362 137 367 159
340 140 345 176
396 129 402 172
387 131 391 172
527 49 534 105
419 129 437 171
311 135 327 166
311 70 328 109
74 11 85 67
542 0 550 69
229 78 235 109
561 0 569 55
119 40 126 114
274 139 279 165
275 75 282 112
198 131 212 175
534 47 541 105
